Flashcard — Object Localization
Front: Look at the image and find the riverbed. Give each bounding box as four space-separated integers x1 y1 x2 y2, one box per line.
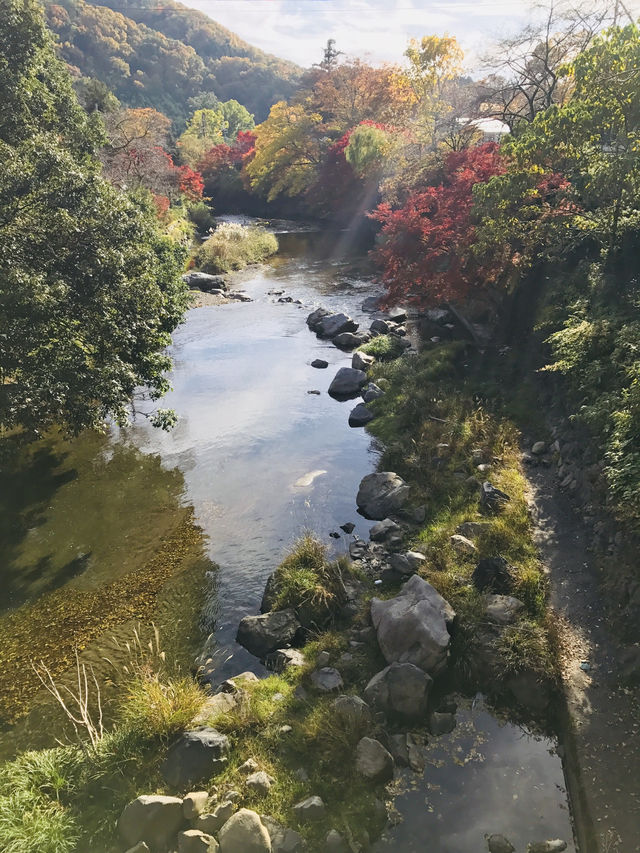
0 226 576 851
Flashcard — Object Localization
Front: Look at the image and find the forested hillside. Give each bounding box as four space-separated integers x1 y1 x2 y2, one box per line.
44 0 300 123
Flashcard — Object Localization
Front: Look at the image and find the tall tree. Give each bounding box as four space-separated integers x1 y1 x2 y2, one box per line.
0 0 188 434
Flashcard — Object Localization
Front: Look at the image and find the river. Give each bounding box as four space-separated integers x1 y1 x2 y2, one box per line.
0 225 576 852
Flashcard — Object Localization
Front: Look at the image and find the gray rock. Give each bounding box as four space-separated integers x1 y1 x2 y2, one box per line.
178 830 219 853
124 844 150 853
118 795 184 848
391 325 406 336
531 441 547 455
306 307 331 331
340 522 355 534
369 518 401 542
239 758 260 774
480 481 511 511
325 829 349 852
349 539 368 560
162 729 230 788
265 648 306 672
219 671 259 693
349 403 374 427
246 771 275 796
387 307 407 323
311 359 329 369
328 367 368 399
527 843 567 853
261 816 306 852
355 737 394 783
429 711 456 735
332 694 373 728
236 609 301 659
293 796 326 822
371 574 455 676
484 594 525 625
356 472 410 520
352 351 375 371
183 791 209 820
192 692 237 725
370 318 391 335
333 332 369 350
455 521 491 539
316 650 331 667
388 551 425 575
450 534 477 555
364 662 432 720
487 834 515 853
388 733 409 767
227 291 252 302
362 296 382 313
183 272 227 291
407 733 426 773
310 667 343 692
316 313 358 339
218 809 272 853
362 382 384 403
195 802 235 835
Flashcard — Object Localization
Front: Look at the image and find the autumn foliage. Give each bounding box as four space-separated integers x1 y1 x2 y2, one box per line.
371 143 506 307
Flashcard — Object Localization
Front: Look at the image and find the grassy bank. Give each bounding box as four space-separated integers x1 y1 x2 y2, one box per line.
193 222 278 274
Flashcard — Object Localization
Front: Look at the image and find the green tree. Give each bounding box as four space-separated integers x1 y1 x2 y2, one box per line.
220 99 255 142
178 107 227 165
344 124 391 178
0 0 188 434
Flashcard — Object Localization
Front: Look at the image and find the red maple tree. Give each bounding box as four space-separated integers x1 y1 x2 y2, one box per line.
370 143 506 307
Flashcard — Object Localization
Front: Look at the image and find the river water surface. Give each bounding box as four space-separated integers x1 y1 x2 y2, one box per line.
0 226 576 851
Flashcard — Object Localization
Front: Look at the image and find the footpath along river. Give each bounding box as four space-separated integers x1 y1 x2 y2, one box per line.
0 224 576 851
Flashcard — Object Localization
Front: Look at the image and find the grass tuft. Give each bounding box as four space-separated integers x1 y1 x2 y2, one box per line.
193 222 278 274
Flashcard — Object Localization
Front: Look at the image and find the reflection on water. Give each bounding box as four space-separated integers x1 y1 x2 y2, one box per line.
376 696 575 853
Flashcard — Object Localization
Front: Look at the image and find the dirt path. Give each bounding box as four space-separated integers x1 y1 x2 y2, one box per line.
527 464 640 853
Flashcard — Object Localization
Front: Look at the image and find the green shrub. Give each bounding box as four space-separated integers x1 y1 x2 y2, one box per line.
194 222 278 274
0 790 78 853
188 201 216 233
358 334 406 361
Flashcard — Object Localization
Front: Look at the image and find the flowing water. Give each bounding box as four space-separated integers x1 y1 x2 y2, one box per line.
0 225 576 851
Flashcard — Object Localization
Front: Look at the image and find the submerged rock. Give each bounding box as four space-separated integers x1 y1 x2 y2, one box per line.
371 574 455 676
356 472 410 520
311 359 329 369
236 609 301 658
487 835 516 853
527 842 567 853
429 711 456 735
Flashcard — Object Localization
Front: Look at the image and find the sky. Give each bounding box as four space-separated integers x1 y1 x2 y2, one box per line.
183 0 639 70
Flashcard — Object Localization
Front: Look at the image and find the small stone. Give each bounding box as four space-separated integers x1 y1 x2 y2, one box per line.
477 463 492 473
307 390 321 395
527 842 567 853
310 668 343 693
265 648 306 673
239 758 260 775
352 350 375 371
340 522 356 534
224 791 242 803
195 802 235 835
294 767 309 782
261 815 306 852
484 594 525 625
332 694 373 728
192 693 237 724
362 382 384 403
178 829 219 853
355 737 394 782
279 725 293 734
311 359 329 369
183 791 209 820
531 441 547 455
293 795 326 822
325 829 349 852
429 711 456 735
455 521 490 539
450 534 477 555
316 650 331 667
246 771 275 796
487 834 515 853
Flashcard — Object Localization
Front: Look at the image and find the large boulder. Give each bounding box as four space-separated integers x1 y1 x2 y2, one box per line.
364 662 432 720
183 272 227 292
236 609 301 658
219 809 272 853
306 307 331 331
316 313 358 339
328 367 368 399
118 795 184 848
333 332 369 350
162 729 230 788
356 472 410 520
370 574 455 676
355 737 394 783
